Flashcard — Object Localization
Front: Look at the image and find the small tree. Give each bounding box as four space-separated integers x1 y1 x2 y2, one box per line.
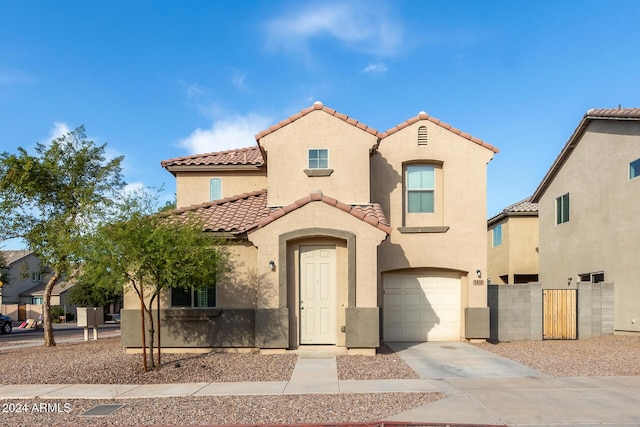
0 127 124 346
81 190 228 371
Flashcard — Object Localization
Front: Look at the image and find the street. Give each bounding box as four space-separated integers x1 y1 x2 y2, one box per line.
0 323 120 348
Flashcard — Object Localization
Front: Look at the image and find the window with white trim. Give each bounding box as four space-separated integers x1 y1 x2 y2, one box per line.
210 178 221 201
630 159 640 179
31 272 41 282
308 149 328 169
406 165 435 213
556 193 569 224
579 271 604 283
171 283 216 308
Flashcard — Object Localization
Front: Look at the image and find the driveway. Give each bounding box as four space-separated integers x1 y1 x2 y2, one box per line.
385 341 640 426
386 341 546 378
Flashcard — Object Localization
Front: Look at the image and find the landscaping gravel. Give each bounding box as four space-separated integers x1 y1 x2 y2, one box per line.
474 335 640 376
0 337 438 426
2 334 639 426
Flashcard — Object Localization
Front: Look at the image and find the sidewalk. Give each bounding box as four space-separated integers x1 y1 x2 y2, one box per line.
1 342 640 426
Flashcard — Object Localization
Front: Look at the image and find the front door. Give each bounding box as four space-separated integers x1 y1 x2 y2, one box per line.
300 245 336 344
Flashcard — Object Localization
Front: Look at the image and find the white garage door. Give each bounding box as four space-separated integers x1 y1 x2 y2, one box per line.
384 275 461 341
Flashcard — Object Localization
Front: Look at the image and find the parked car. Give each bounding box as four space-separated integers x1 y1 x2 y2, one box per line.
0 314 12 334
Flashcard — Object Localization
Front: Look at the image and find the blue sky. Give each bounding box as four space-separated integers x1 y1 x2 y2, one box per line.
1 1 639 249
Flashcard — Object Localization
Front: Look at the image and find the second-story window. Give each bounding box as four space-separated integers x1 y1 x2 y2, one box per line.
556 193 570 224
210 178 221 201
492 224 503 247
406 165 435 213
308 149 328 169
630 158 640 179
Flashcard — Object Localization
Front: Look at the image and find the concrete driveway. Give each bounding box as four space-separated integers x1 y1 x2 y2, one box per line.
386 341 546 378
386 341 640 426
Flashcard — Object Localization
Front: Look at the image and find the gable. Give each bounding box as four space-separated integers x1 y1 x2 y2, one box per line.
257 102 380 207
532 108 640 202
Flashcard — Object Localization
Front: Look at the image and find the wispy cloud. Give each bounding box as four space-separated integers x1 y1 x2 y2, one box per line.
264 1 403 58
362 62 389 74
230 70 248 91
48 122 71 141
178 79 205 98
178 113 272 154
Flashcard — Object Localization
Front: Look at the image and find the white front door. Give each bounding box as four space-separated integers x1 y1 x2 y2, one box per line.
300 245 336 344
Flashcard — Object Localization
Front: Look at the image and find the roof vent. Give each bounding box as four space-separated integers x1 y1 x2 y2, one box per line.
418 126 428 146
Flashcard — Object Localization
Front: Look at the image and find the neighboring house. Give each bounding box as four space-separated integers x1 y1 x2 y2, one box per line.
19 280 76 311
0 250 45 306
487 197 539 285
121 102 498 353
531 108 640 336
0 250 77 320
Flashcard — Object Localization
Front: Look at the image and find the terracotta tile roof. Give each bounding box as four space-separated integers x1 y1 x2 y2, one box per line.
163 190 391 236
161 146 264 168
504 197 538 213
382 112 499 153
253 191 392 234
488 197 538 225
166 190 271 234
255 101 381 140
532 107 640 202
585 107 640 119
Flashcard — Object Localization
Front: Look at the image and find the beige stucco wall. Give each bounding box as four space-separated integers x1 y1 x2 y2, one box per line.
123 241 258 310
487 219 509 284
258 110 378 207
538 119 640 333
372 119 495 316
487 215 538 284
249 202 386 347
175 169 267 208
249 201 387 307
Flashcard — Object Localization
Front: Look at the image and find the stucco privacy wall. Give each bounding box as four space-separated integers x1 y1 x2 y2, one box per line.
175 170 266 208
488 282 614 341
537 120 640 333
373 118 495 333
258 110 378 207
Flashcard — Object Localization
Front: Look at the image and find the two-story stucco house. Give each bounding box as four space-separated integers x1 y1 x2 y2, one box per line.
531 108 640 336
487 197 539 285
121 102 498 353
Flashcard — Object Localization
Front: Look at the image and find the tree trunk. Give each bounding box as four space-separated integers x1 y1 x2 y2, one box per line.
139 287 147 372
156 294 161 367
43 273 60 347
146 305 155 368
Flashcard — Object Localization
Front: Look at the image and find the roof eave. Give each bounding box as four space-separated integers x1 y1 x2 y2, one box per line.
165 164 265 174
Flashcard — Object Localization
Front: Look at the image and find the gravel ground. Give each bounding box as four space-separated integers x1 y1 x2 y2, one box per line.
0 394 442 427
474 335 640 376
0 338 437 426
3 335 639 426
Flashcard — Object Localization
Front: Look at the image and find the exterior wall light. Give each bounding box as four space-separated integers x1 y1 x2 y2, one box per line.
269 260 276 271
476 269 482 278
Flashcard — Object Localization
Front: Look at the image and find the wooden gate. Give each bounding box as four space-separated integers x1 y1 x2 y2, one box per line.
18 305 27 322
543 289 577 339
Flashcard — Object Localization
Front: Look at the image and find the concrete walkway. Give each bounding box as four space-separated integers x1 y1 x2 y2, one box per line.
2 341 640 426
